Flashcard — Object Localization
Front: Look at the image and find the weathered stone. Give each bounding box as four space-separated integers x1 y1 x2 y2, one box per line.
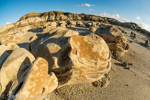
96 25 123 37
86 22 92 28
95 25 129 60
29 29 111 88
90 27 97 33
14 57 58 100
29 27 79 67
58 34 111 87
50 22 56 27
76 21 85 27
92 22 97 27
0 48 35 95
59 21 67 28
42 26 57 33
0 43 19 68
67 21 76 27
0 26 31 44
145 40 149 47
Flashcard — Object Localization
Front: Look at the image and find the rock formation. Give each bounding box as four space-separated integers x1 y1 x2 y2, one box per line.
29 27 111 87
0 26 31 44
59 21 67 27
14 57 58 100
67 21 76 27
0 48 35 95
0 43 19 68
95 25 129 60
0 11 149 37
145 40 149 47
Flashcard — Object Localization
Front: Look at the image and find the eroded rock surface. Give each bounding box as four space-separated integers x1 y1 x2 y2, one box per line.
0 48 35 95
95 25 129 60
29 27 111 88
0 26 31 44
59 34 111 87
14 57 58 100
0 43 19 68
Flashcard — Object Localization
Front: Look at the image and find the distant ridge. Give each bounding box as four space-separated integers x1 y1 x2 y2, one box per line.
0 11 150 36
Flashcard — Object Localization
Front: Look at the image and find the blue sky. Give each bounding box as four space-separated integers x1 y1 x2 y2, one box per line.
0 0 150 31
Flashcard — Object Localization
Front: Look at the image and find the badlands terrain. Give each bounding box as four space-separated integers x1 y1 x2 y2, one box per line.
0 11 150 100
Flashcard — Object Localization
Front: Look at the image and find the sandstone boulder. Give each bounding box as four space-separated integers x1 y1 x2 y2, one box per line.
29 27 79 63
67 21 76 27
29 28 111 88
86 22 92 28
145 40 149 47
59 21 67 28
14 57 58 100
96 25 123 37
76 21 85 27
58 34 111 87
50 22 56 27
95 25 129 60
0 48 35 95
92 22 97 27
0 43 19 68
0 26 31 44
90 27 97 33
42 26 56 33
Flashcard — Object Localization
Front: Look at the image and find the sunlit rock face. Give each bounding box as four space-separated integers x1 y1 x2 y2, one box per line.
14 57 58 100
95 24 129 60
0 26 31 44
29 26 111 88
0 48 35 95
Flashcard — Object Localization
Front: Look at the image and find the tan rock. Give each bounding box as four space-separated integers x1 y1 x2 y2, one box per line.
29 31 111 88
0 26 31 44
90 27 97 33
68 21 76 27
0 48 35 95
50 22 56 27
96 25 123 37
42 26 57 33
59 21 67 27
0 43 19 56
0 43 19 68
29 27 79 67
87 22 92 27
92 22 96 27
76 21 84 27
15 57 58 100
95 25 129 60
58 34 111 87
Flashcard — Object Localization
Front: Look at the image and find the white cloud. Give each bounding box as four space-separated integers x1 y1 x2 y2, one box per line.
62 9 64 11
76 3 93 7
138 23 150 31
96 13 129 22
89 9 93 11
6 22 10 25
136 17 141 20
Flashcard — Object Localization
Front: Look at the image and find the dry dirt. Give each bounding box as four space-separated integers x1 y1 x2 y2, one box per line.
16 26 150 100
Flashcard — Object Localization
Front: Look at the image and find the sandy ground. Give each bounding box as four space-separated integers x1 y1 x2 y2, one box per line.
17 26 150 100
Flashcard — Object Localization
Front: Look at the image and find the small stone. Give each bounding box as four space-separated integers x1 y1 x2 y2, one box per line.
129 41 132 43
125 84 128 86
145 40 149 47
122 62 130 69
